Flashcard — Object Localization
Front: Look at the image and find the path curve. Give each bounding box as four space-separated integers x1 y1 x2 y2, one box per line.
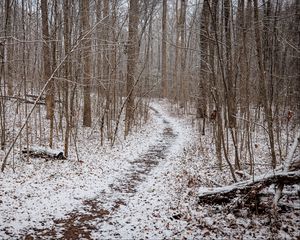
24 106 180 239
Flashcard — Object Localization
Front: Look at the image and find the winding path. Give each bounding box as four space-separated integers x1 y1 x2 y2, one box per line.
24 106 181 239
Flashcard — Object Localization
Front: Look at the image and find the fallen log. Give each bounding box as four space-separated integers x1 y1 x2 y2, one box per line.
198 130 300 210
1 95 62 105
22 146 66 160
273 130 300 208
1 95 46 105
198 170 300 205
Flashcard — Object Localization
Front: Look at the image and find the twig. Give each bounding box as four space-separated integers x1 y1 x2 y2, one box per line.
233 115 269 134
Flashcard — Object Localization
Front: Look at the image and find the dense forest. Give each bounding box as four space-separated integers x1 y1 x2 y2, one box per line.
0 0 299 239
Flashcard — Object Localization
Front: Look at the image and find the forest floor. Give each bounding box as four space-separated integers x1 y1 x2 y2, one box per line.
0 100 299 239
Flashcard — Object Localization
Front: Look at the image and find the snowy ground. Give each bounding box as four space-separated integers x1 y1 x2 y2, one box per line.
0 100 299 239
0 101 196 239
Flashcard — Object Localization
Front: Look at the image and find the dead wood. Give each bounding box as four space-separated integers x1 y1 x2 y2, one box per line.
1 95 62 105
273 130 300 208
198 130 300 211
22 146 66 160
1 96 46 105
198 170 300 205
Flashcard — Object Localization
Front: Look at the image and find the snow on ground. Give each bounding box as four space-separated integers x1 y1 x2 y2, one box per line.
90 102 197 239
0 100 299 239
0 100 168 238
0 100 197 239
165 123 300 239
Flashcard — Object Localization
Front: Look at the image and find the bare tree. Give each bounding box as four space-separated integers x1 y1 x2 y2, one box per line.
41 0 55 147
81 0 92 127
125 0 139 137
4 0 13 96
63 0 71 157
100 0 111 145
179 0 187 108
196 0 209 135
161 0 168 98
253 0 277 168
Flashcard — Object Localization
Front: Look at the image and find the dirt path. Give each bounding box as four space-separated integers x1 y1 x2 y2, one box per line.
24 107 178 239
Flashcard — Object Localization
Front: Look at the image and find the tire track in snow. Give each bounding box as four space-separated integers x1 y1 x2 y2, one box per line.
23 106 178 239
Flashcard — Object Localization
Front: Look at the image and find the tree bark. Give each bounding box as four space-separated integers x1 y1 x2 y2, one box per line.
63 0 71 157
81 0 92 127
41 0 55 148
253 0 277 168
5 0 14 96
179 0 187 108
125 0 139 137
173 0 180 102
196 0 209 135
161 0 168 98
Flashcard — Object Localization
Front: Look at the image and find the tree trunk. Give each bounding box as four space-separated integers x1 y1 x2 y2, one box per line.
179 0 187 108
253 0 277 168
41 0 55 148
5 0 14 96
100 0 111 145
208 0 222 168
161 0 168 98
125 0 139 137
81 0 92 127
63 0 71 157
196 0 209 135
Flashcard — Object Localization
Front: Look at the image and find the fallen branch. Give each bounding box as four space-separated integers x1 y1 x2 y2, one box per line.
1 95 62 105
198 130 300 210
273 129 300 208
22 146 66 160
1 95 46 105
198 170 300 205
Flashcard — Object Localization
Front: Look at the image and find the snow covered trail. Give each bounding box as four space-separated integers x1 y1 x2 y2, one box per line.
7 102 194 239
